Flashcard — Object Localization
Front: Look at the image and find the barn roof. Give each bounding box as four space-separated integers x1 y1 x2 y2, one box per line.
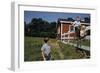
57 19 90 28
59 20 90 26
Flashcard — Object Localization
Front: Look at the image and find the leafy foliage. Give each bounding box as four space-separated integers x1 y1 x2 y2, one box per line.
24 18 57 38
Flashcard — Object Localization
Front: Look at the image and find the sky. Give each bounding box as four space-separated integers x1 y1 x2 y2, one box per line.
24 11 90 24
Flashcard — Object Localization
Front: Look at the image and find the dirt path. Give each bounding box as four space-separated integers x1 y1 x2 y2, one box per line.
49 41 64 59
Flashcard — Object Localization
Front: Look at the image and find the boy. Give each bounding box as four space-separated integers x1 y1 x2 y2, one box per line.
41 37 51 61
73 16 81 37
72 16 81 50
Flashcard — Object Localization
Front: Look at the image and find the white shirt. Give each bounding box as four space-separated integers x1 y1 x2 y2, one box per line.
41 43 51 55
73 21 81 27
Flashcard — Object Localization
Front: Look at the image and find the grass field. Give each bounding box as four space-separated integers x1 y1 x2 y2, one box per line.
70 39 90 47
24 37 89 61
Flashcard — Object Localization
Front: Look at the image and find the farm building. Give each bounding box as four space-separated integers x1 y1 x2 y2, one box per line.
57 19 90 43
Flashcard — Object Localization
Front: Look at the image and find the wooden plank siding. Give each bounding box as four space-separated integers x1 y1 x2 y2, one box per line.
62 23 69 34
57 20 90 40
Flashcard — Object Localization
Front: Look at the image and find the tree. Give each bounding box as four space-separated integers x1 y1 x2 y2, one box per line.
25 18 58 38
84 17 90 23
67 17 74 21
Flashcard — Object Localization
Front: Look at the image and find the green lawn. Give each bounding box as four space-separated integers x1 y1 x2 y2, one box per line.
70 39 90 47
24 37 89 61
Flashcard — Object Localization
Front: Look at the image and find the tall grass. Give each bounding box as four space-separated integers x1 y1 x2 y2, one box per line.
24 37 89 61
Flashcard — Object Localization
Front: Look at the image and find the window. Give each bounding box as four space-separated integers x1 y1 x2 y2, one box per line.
69 25 75 32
